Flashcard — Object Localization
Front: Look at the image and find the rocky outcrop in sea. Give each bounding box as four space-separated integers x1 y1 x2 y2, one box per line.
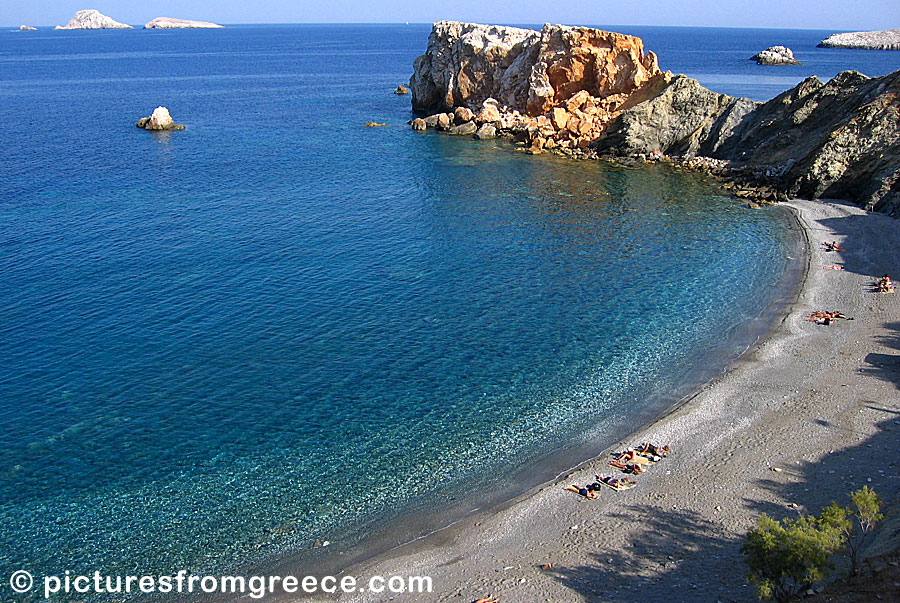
408 21 900 216
818 29 900 50
19 25 37 31
55 10 132 30
137 107 185 131
144 17 224 29
410 21 662 152
750 46 801 65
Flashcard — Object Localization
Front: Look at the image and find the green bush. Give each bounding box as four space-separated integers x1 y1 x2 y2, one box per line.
742 487 884 601
741 512 846 601
824 485 884 575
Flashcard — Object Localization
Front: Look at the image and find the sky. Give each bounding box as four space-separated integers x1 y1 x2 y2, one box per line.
3 0 898 30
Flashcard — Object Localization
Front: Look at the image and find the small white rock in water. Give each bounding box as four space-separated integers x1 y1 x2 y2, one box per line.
136 106 185 131
751 46 801 65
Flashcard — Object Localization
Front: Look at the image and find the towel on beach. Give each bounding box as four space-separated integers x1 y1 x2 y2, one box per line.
597 478 636 491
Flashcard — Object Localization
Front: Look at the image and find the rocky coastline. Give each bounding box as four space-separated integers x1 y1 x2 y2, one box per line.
55 9 132 30
818 28 900 50
409 21 900 216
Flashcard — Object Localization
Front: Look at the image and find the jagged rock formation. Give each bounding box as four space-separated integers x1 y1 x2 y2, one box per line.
819 29 900 50
136 107 185 131
19 25 37 31
751 46 801 65
55 10 132 30
144 17 224 29
394 85 410 95
594 70 900 215
410 21 663 151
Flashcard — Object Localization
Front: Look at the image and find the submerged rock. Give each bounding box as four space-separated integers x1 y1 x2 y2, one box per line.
144 17 224 29
818 29 900 50
394 84 410 95
55 10 132 30
136 106 185 131
364 121 388 127
751 46 801 65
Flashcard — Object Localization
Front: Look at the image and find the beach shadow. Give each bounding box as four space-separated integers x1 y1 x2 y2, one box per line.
859 322 900 390
814 208 900 282
547 506 751 601
746 413 900 565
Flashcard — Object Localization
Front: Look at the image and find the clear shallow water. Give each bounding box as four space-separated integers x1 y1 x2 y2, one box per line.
0 23 884 596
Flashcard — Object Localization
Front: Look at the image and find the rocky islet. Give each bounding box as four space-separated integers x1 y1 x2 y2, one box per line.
818 28 900 50
750 45 801 65
55 9 132 30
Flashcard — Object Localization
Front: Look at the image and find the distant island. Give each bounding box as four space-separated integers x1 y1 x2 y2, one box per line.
144 17 224 29
55 9 132 30
818 28 900 50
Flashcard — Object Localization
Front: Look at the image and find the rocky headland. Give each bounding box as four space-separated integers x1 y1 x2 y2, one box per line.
819 28 900 50
409 21 900 216
750 45 801 65
143 17 224 29
136 107 185 131
55 9 132 30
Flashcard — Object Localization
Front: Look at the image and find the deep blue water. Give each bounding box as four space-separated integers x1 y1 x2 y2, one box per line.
0 23 893 597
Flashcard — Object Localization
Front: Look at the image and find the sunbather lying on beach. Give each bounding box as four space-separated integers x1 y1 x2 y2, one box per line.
877 275 895 293
608 459 645 474
823 241 845 252
564 484 598 499
613 449 648 463
594 475 637 491
472 597 497 603
824 265 844 270
806 310 851 321
638 443 670 458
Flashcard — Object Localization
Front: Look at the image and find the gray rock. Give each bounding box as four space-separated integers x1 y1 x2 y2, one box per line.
449 121 477 136
818 29 900 50
595 68 900 216
474 124 497 139
751 46 801 65
424 114 441 128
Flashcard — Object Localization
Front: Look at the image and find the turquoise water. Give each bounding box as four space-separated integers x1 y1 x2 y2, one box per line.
0 23 888 598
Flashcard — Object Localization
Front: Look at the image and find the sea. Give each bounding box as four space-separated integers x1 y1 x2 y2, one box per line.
0 22 896 600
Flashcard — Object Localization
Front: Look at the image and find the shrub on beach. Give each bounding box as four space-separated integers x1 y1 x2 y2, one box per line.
741 512 845 601
741 486 884 601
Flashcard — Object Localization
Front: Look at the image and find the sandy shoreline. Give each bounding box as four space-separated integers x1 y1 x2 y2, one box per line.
304 199 900 603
